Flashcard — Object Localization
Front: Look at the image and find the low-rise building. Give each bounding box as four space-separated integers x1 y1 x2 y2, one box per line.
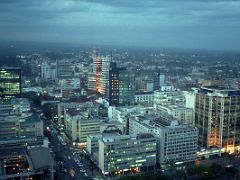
156 104 194 125
87 132 156 175
154 86 184 107
0 113 43 139
11 98 31 114
65 109 100 144
134 91 154 105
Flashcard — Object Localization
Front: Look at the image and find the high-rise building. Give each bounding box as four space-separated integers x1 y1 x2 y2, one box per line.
109 63 135 106
101 55 111 97
88 51 112 96
194 87 240 151
109 62 119 106
0 67 21 102
57 60 73 79
41 61 57 79
159 74 165 87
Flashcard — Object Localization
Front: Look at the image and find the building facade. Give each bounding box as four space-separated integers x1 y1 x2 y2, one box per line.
194 87 240 151
135 92 154 105
65 110 100 143
0 67 21 102
109 63 135 106
129 114 198 164
87 133 156 175
156 104 194 125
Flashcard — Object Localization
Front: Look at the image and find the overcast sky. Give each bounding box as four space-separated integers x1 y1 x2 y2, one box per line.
0 0 240 51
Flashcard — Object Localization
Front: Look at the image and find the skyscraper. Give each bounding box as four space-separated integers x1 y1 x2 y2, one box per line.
100 55 111 97
194 87 240 152
0 67 21 102
57 60 73 79
109 63 135 106
109 62 119 106
88 51 112 96
159 74 165 87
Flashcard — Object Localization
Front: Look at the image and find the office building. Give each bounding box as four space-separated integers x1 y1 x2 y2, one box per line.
88 52 112 96
0 67 21 102
57 60 73 79
87 132 156 175
154 86 184 108
41 61 57 79
100 55 112 97
129 113 198 164
88 72 97 90
0 114 43 139
135 92 154 105
109 63 135 106
194 87 240 151
59 78 80 90
11 98 31 114
57 101 98 126
159 74 165 87
156 104 194 125
65 109 100 144
109 62 119 106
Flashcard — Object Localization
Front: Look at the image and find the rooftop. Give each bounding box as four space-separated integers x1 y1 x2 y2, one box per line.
28 147 56 170
21 113 41 123
195 87 240 96
66 109 80 116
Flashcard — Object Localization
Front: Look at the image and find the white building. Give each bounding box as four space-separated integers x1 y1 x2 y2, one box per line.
156 120 198 164
41 61 56 79
159 74 165 87
100 55 111 97
129 113 198 164
135 92 154 105
65 109 100 143
154 86 184 107
59 78 80 90
87 133 157 175
156 104 194 125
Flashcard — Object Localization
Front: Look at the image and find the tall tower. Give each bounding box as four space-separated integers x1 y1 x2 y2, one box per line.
95 49 102 94
109 63 135 106
101 55 111 97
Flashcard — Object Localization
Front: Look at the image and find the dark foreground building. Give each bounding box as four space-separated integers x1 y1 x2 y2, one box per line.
0 67 21 102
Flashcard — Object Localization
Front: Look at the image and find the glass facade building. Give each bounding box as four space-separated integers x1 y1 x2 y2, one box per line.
109 63 135 106
0 67 21 102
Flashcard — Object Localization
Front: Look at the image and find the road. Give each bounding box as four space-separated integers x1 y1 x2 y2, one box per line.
50 126 91 180
36 106 103 180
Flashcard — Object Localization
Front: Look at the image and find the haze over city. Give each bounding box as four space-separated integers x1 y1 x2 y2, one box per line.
1 0 240 51
1 1 240 180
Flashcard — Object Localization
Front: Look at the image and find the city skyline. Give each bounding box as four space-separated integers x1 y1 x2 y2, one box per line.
1 0 240 51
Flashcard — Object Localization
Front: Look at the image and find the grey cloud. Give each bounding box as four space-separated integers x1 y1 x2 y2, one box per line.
0 0 240 51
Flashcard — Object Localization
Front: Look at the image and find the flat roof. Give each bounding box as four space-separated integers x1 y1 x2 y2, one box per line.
196 87 240 96
28 147 56 170
22 114 41 123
